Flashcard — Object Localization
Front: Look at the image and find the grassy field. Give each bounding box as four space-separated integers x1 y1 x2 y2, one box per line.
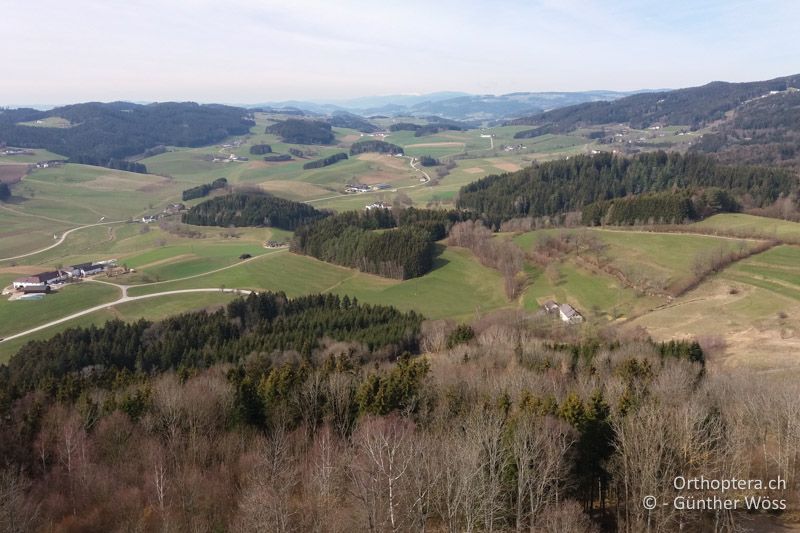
124 245 510 320
0 291 238 363
693 213 800 240
513 227 756 289
0 280 119 338
521 262 657 321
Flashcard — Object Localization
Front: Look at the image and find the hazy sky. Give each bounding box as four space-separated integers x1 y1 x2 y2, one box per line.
1 0 798 105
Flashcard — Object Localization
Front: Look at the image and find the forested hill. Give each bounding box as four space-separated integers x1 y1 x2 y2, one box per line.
0 291 422 401
265 119 335 144
328 111 379 133
0 102 254 170
509 74 800 130
457 151 794 225
182 192 328 230
692 89 800 167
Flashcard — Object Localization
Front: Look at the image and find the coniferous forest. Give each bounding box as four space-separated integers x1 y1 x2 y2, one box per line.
182 192 327 230
265 119 335 144
349 140 404 155
302 152 348 170
181 177 228 201
291 208 475 279
457 151 794 226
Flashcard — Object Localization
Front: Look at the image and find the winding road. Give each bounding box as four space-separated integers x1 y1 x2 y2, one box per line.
0 219 127 262
0 288 253 344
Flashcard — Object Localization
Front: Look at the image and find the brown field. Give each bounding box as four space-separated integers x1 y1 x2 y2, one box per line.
0 164 29 184
494 162 522 172
626 278 800 372
464 167 485 174
340 134 361 143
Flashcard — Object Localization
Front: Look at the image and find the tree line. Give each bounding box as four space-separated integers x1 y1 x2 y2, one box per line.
249 144 272 155
349 140 404 156
182 192 328 230
181 177 228 201
457 151 795 226
0 182 10 201
302 152 348 170
581 188 743 226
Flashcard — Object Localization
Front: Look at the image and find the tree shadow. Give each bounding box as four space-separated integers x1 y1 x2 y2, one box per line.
4 195 30 206
429 243 450 272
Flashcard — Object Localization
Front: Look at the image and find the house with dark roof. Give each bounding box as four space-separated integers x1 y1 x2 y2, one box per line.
558 303 583 324
70 262 105 277
12 270 69 289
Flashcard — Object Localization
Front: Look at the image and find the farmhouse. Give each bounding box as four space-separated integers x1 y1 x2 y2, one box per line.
366 202 390 210
541 300 584 324
542 300 560 314
559 303 584 324
345 184 371 193
69 262 105 277
12 270 69 290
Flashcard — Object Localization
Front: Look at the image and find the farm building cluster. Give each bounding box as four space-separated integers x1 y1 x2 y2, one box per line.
542 300 584 324
140 203 186 223
344 183 391 194
9 260 117 296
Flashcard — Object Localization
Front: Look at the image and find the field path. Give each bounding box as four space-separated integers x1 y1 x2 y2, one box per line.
0 219 128 262
0 288 253 344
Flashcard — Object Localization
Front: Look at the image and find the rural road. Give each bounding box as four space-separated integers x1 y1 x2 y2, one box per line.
0 288 253 344
0 219 127 262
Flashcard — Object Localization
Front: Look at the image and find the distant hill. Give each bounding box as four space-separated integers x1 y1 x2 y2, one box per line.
0 102 254 172
257 90 641 121
508 73 800 167
328 111 380 133
510 74 800 130
692 88 800 167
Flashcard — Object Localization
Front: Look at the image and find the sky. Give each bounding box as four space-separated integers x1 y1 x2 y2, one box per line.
1 0 798 105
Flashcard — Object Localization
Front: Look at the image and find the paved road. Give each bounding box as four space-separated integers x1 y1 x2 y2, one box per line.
0 219 127 262
0 288 253 344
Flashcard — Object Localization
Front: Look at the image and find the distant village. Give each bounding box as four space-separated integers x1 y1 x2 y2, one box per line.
344 183 392 194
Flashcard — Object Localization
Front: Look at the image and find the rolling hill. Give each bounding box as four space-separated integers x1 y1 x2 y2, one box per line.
0 102 255 170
